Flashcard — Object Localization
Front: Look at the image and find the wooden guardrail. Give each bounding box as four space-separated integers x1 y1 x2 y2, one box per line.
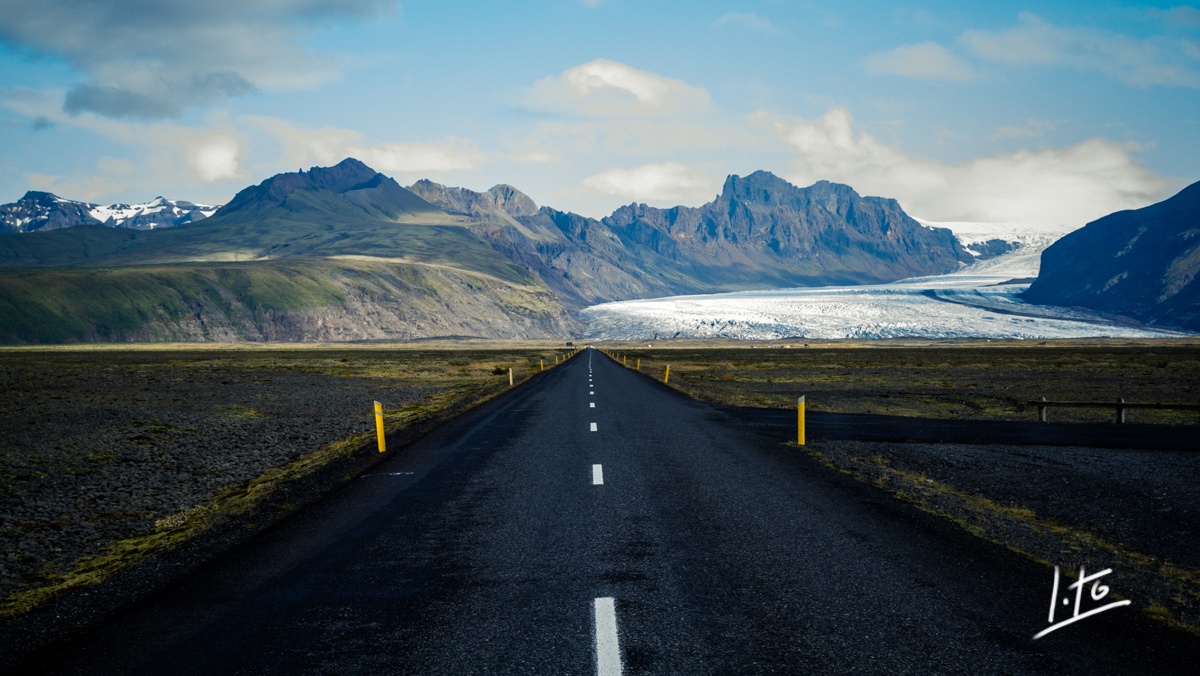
1028 397 1200 424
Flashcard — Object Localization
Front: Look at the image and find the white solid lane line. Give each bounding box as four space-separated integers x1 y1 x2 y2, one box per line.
594 597 623 676
590 422 598 432
590 402 595 408
592 464 604 485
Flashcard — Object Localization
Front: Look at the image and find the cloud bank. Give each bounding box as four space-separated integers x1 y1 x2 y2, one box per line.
0 0 399 119
864 42 975 81
772 108 1175 228
250 117 483 177
582 162 717 205
962 12 1200 88
529 59 711 117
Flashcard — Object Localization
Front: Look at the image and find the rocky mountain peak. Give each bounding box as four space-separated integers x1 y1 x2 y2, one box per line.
486 185 539 217
719 171 801 203
305 157 380 194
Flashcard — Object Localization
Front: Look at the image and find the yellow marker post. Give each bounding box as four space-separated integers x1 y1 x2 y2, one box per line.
797 396 806 446
623 356 627 366
374 400 386 453
540 359 544 371
664 365 670 384
636 359 640 371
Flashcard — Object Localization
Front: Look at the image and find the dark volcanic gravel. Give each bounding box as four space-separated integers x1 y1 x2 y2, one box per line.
811 439 1200 569
0 349 515 604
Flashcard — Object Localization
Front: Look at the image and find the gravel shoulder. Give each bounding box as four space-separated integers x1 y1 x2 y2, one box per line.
802 438 1200 632
0 347 562 618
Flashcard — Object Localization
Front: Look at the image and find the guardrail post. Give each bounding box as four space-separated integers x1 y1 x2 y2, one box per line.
1039 396 1047 423
374 401 386 453
798 396 806 445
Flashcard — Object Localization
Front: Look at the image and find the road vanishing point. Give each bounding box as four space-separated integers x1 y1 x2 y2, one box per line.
15 348 1198 674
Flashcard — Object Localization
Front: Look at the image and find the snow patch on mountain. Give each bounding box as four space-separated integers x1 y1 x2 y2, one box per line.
0 192 219 233
88 197 218 229
918 217 1078 276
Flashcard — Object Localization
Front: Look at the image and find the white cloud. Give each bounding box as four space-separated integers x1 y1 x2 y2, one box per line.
961 12 1200 88
358 140 482 174
713 12 782 35
0 0 399 119
771 107 1175 228
864 42 976 81
2 87 249 187
185 136 243 182
528 59 711 117
581 162 717 205
248 117 483 176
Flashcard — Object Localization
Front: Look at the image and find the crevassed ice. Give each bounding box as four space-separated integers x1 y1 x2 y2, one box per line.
579 237 1188 341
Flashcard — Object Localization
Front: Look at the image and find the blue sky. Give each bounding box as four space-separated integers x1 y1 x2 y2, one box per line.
0 1 1197 229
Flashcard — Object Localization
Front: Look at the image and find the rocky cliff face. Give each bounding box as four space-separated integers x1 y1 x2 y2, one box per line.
414 171 970 309
1024 180 1200 332
602 173 970 285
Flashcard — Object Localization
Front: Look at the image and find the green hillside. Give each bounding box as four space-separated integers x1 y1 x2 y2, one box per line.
0 160 576 343
0 201 530 286
0 258 575 343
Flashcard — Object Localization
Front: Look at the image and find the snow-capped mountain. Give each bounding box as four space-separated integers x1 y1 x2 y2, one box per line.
0 191 219 233
915 218 1079 278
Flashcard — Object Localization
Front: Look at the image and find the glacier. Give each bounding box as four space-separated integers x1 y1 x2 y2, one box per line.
579 222 1189 341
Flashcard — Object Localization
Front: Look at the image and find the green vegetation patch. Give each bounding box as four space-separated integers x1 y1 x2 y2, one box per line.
614 343 1200 423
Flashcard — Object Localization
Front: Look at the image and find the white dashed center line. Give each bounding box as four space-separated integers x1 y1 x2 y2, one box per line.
592 464 604 485
594 597 623 676
590 402 595 408
590 391 595 395
590 422 598 432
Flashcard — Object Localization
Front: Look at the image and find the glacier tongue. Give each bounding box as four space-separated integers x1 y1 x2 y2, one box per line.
579 241 1186 341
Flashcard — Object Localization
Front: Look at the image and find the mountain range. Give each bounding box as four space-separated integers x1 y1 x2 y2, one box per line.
409 170 973 309
1025 180 1200 332
0 191 217 233
5 158 1186 343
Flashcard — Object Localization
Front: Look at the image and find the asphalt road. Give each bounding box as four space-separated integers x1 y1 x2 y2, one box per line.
14 348 1199 674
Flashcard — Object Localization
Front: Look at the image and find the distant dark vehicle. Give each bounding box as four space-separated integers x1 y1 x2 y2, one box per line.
566 342 574 347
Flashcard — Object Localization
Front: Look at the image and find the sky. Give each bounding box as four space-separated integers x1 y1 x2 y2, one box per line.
0 1 1197 230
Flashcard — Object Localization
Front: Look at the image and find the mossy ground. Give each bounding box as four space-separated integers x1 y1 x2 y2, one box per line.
605 340 1200 424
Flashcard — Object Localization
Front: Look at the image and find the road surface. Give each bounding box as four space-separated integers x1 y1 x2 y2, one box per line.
14 348 1198 674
